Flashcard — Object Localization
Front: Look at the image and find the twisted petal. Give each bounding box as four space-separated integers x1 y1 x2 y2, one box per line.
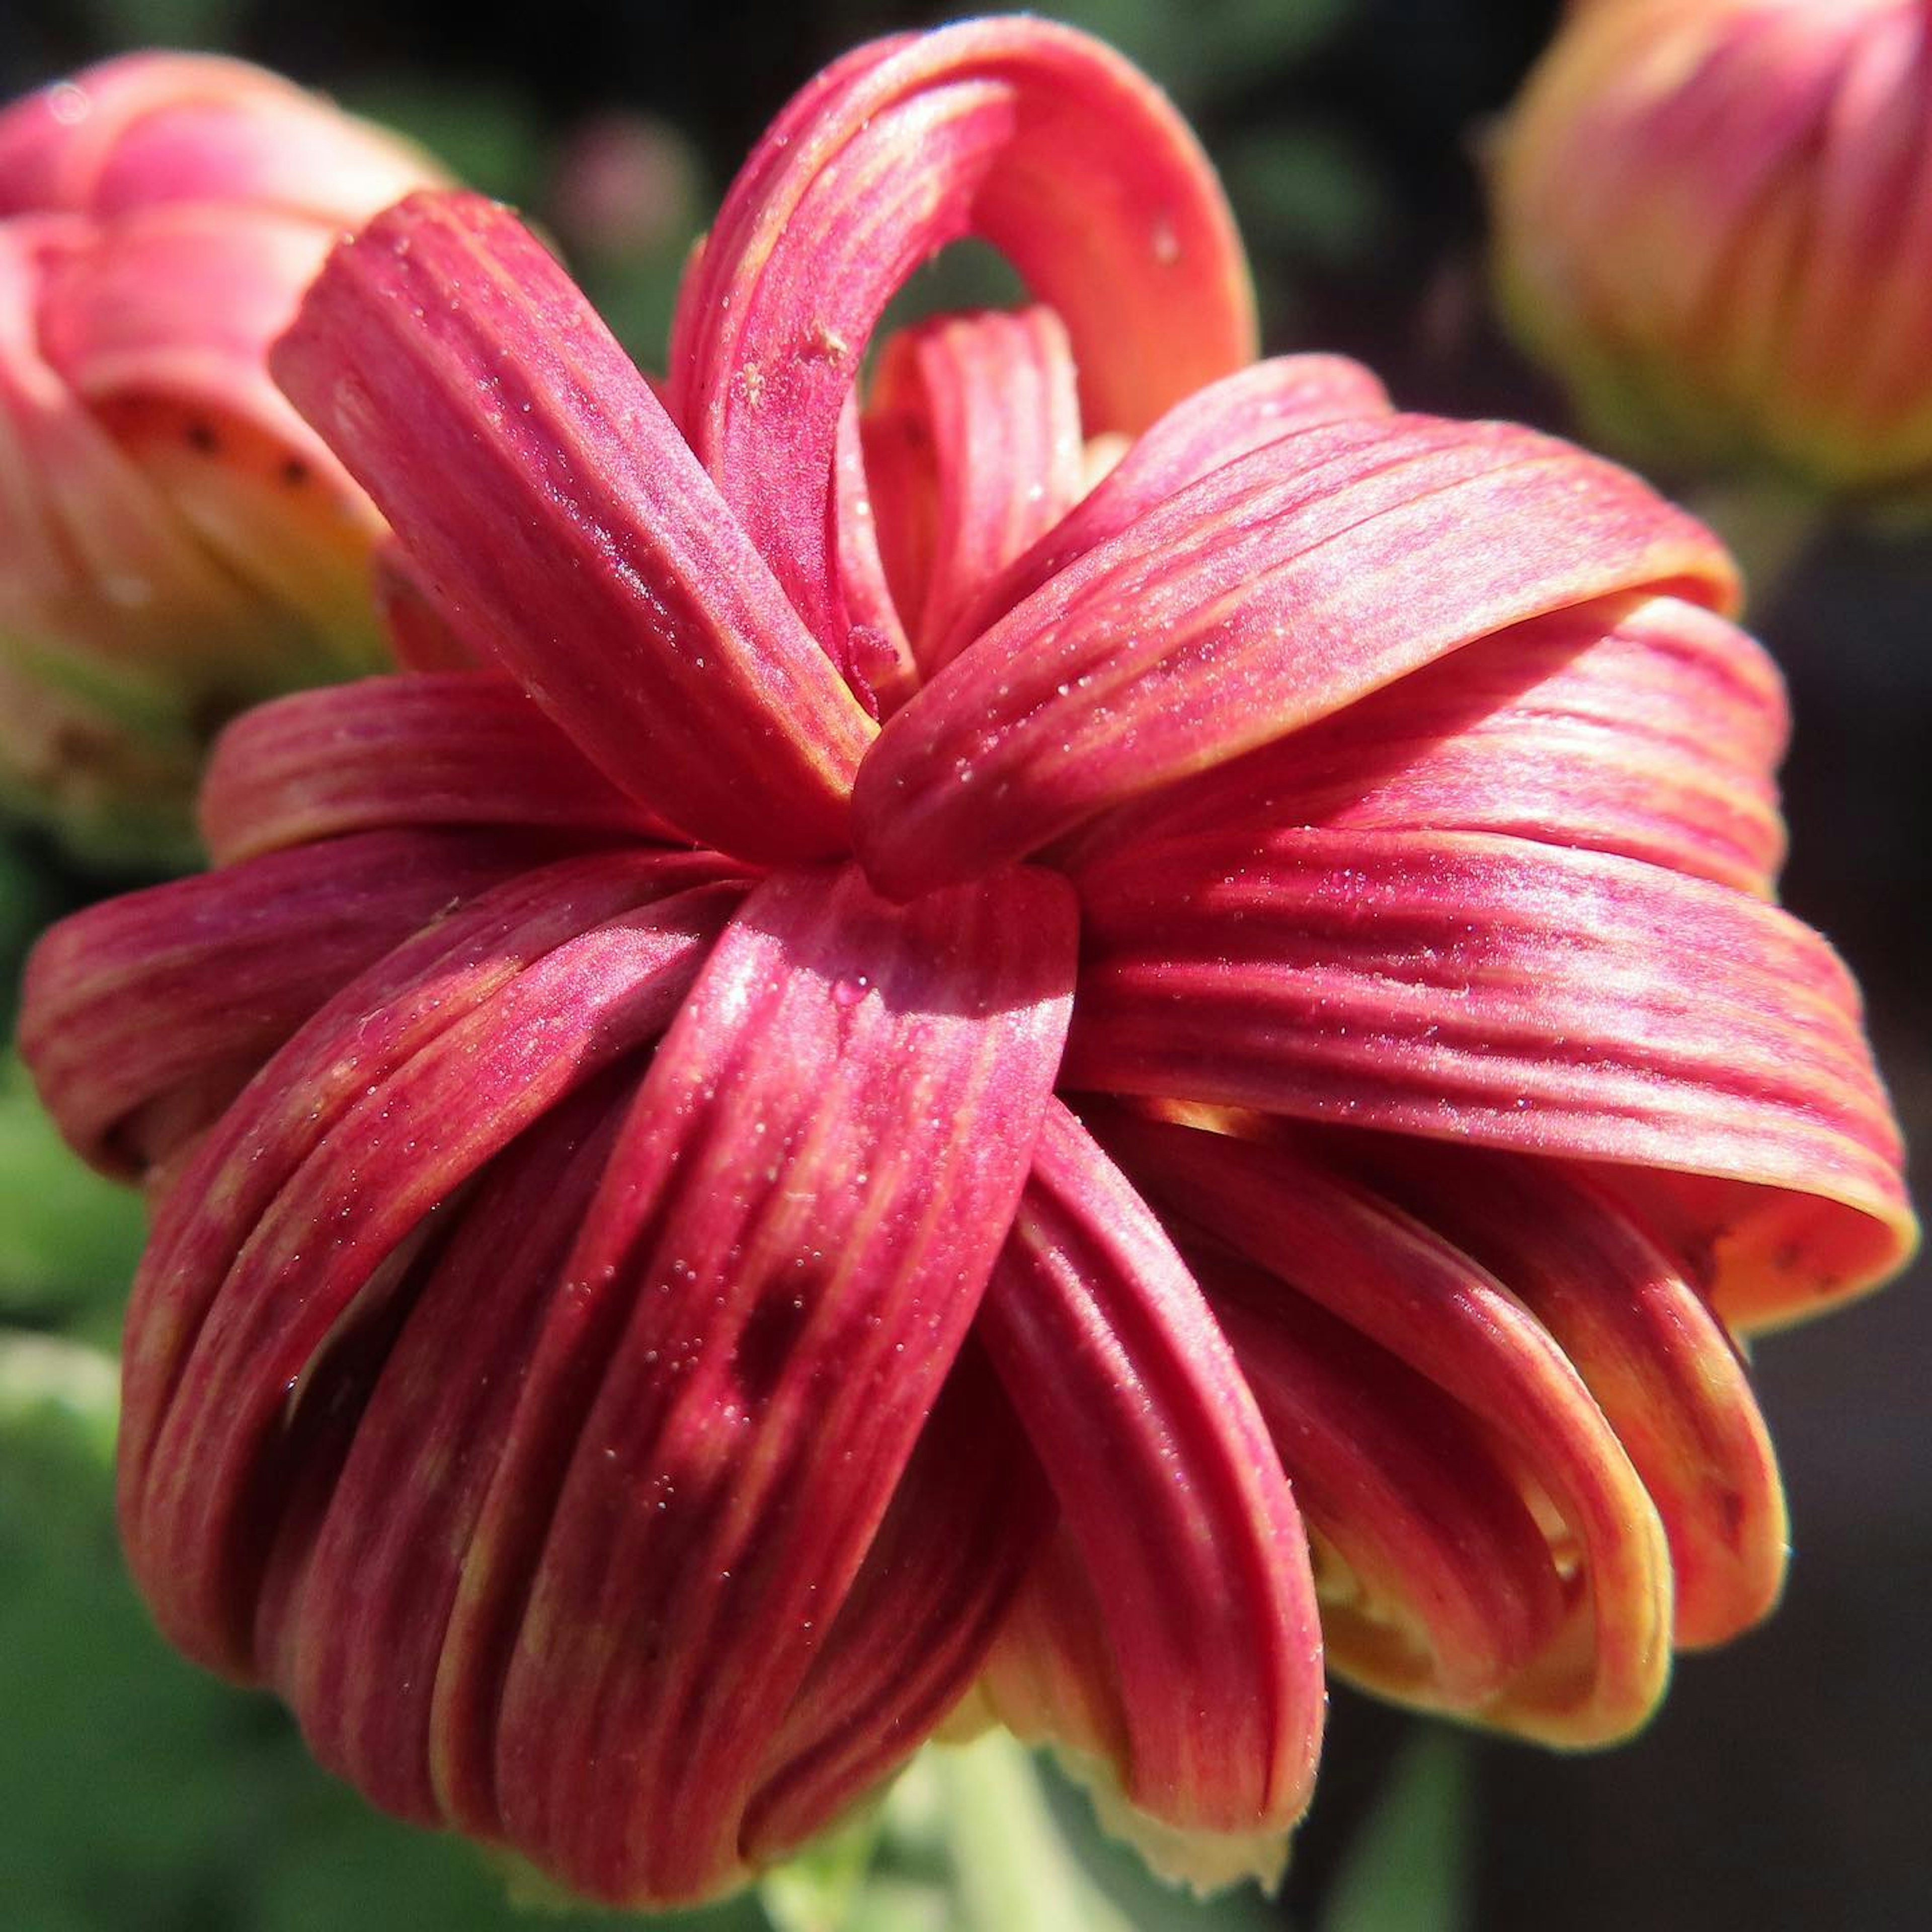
853 415 1736 899
273 191 876 864
1068 826 1913 1326
438 862 1076 1901
1103 1113 1673 1744
200 673 673 864
976 1102 1322 1870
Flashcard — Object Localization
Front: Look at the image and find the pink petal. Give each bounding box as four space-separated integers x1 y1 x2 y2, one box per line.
862 306 1084 673
0 52 440 221
1069 827 1914 1324
1330 1140 1787 1648
1105 1113 1673 1744
200 673 676 865
117 852 745 1668
272 190 876 865
976 1100 1322 1837
852 416 1736 899
1066 592 1789 895
443 862 1076 1901
669 16 1254 654
17 828 538 1177
933 352 1392 662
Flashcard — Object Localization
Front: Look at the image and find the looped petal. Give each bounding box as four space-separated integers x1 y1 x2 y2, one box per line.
17 828 542 1177
853 414 1736 899
976 1101 1322 1867
1069 826 1914 1325
669 16 1254 654
1103 1112 1673 1744
272 190 876 866
200 673 675 864
441 861 1077 1902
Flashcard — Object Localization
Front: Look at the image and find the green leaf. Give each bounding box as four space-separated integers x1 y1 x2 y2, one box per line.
0 1053 147 1326
1318 1730 1474 1932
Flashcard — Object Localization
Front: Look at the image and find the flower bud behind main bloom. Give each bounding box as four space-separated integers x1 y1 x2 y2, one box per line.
1493 0 1932 502
15 17 1917 1911
0 54 446 861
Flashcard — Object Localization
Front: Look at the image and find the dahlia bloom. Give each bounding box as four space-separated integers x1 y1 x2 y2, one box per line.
1493 0 1932 501
19 17 1914 1907
0 53 444 859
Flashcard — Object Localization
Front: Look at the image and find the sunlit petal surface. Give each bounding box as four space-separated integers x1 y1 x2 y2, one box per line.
15 15 1915 1908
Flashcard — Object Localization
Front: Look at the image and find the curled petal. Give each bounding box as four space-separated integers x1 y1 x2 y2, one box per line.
1067 592 1789 895
1104 1113 1673 1744
670 16 1253 652
273 190 876 865
444 862 1076 1902
862 306 1085 674
1202 1255 1566 1710
935 352 1392 660
1330 1140 1787 1648
1069 827 1914 1325
200 673 674 865
853 416 1735 899
17 828 539 1177
977 1101 1322 1852
119 856 744 1670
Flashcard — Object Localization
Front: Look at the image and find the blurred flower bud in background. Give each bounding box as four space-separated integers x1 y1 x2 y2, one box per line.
0 53 447 865
1491 0 1932 507
546 109 699 265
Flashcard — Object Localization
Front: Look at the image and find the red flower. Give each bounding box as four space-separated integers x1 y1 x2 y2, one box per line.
18 18 1913 1907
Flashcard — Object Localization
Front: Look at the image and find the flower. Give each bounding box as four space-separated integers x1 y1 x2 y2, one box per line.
0 52 445 860
18 16 1915 1908
1492 0 1932 501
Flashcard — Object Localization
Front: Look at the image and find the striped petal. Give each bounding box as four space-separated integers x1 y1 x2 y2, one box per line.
439 862 1075 1902
1066 592 1789 896
933 352 1392 663
17 828 539 1177
1069 826 1914 1327
853 415 1735 899
1103 1112 1673 1745
1326 1138 1787 1648
669 16 1253 655
861 307 1085 675
272 190 875 865
117 850 745 1667
976 1101 1322 1864
200 673 673 865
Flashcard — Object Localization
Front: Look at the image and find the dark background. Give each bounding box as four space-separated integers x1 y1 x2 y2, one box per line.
1 3 1926 1929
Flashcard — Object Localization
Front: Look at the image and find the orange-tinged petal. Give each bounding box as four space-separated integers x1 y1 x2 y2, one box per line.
1070 827 1914 1322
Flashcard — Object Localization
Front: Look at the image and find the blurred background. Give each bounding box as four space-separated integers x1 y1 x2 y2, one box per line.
0 2 1925 1928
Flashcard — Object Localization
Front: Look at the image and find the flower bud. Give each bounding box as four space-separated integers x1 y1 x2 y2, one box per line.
1492 0 1932 502
0 54 446 861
